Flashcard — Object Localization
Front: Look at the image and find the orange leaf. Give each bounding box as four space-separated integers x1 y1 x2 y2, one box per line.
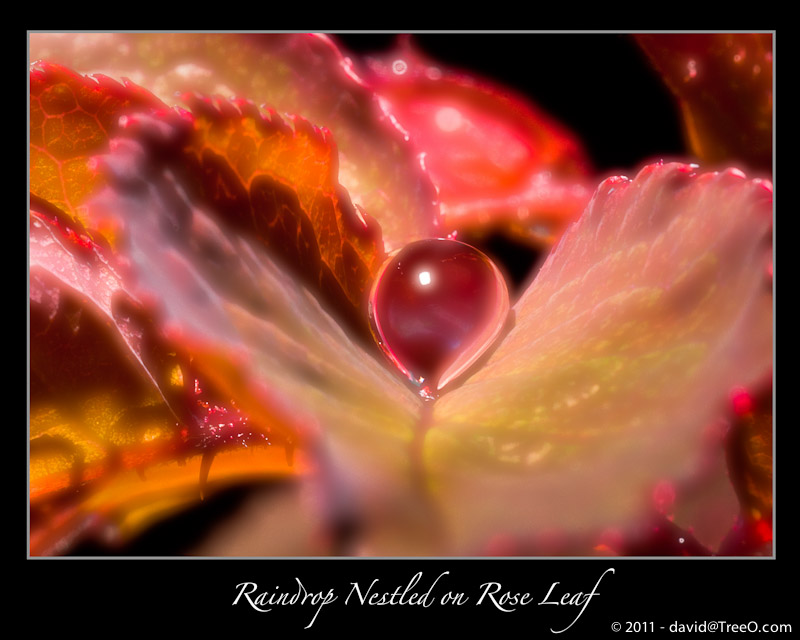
179 95 385 336
29 208 302 554
30 62 168 226
29 33 440 252
28 65 417 553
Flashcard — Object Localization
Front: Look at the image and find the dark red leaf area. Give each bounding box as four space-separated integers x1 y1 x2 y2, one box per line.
725 381 773 525
31 275 156 410
479 513 713 557
617 513 713 557
636 34 772 173
30 199 292 518
29 204 189 430
717 516 773 556
178 96 385 341
29 266 184 514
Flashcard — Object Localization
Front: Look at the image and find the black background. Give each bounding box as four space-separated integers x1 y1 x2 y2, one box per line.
27 32 786 636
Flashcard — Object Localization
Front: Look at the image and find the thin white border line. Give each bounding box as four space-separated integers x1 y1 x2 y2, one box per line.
26 31 776 561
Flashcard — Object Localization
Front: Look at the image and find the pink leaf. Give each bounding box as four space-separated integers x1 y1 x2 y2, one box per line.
426 162 772 554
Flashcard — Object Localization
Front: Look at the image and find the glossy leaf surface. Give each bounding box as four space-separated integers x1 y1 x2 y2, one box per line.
358 36 594 248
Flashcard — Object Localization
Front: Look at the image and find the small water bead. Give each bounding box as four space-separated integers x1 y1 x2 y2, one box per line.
392 59 408 75
369 238 510 399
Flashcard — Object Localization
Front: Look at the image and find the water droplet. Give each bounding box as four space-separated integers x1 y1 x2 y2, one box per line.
652 480 676 514
425 66 442 81
730 386 754 417
755 519 772 543
369 238 509 397
392 59 408 75
685 59 697 81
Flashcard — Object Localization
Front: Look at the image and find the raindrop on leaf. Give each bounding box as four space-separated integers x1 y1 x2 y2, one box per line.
369 238 509 399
